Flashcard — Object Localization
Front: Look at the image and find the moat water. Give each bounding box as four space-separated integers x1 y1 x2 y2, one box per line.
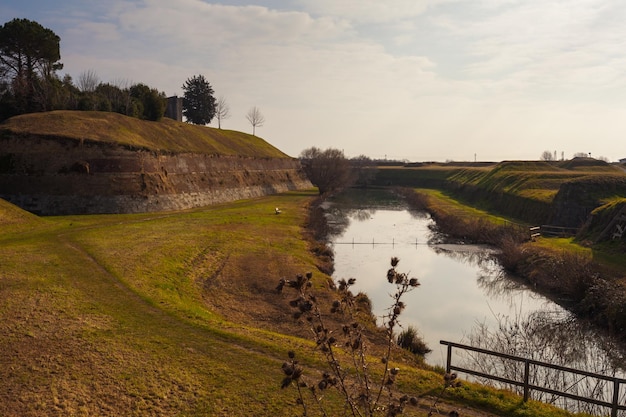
325 189 626 416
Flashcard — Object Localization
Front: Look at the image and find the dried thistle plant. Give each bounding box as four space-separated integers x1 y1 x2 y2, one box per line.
428 372 461 416
278 257 423 416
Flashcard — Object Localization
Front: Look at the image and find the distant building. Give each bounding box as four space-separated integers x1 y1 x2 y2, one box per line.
620 158 626 164
165 96 183 122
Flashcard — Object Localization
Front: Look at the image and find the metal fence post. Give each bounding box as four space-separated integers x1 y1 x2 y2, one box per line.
446 344 452 374
524 360 530 402
612 378 620 417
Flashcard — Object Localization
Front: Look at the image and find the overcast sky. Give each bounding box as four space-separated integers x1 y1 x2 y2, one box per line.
2 0 626 161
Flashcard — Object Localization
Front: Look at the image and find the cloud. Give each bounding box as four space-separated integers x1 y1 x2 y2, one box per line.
66 22 121 44
439 1 626 93
114 0 351 48
6 0 626 161
297 0 444 23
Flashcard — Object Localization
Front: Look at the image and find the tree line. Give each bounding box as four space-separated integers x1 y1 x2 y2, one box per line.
539 150 609 162
1 17 365 192
0 18 264 134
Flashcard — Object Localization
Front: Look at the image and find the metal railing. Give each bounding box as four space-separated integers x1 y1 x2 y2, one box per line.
539 224 579 237
528 225 579 239
529 226 541 240
441 340 626 417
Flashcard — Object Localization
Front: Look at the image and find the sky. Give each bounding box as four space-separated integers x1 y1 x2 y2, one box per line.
2 0 626 162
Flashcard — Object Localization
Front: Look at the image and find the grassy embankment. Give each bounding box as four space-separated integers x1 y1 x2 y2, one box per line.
377 160 626 262
379 160 626 227
0 194 589 417
0 110 290 158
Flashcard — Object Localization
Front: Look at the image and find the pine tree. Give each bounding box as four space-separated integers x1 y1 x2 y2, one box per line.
181 75 216 125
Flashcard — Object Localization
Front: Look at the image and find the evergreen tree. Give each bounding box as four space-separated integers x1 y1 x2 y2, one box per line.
182 75 216 125
0 18 63 116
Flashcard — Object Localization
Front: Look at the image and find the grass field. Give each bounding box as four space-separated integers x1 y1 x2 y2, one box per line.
0 192 587 417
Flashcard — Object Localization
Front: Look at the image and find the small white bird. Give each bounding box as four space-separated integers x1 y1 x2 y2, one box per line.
275 207 281 214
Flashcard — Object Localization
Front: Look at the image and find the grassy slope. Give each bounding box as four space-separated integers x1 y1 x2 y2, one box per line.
377 160 626 231
0 193 581 417
445 160 625 204
0 110 290 158
0 198 45 227
0 192 317 416
380 159 625 205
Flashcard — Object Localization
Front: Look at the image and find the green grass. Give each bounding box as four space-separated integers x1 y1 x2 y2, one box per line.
376 160 626 204
0 192 589 416
375 160 626 228
415 188 518 226
530 236 595 261
0 193 317 416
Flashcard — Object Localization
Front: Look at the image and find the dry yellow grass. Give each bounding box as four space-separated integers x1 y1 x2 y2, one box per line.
1 110 291 157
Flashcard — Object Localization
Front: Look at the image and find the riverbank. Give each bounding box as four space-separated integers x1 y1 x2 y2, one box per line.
0 192 587 417
374 160 626 231
399 187 626 348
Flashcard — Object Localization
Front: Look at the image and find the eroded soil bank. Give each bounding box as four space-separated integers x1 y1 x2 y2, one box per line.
0 135 311 215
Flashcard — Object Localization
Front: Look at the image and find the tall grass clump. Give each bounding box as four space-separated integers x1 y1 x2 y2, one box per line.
397 326 431 356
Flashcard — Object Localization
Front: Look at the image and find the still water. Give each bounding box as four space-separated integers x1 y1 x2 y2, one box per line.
327 202 563 366
325 190 626 415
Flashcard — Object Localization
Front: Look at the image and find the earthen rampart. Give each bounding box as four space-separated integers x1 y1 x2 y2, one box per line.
0 135 312 215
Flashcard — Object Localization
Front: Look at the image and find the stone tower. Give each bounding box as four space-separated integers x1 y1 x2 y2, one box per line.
165 96 183 122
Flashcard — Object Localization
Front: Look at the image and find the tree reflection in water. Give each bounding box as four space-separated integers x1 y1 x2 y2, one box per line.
464 260 626 416
323 188 411 242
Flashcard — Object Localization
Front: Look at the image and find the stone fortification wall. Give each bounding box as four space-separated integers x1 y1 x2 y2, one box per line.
0 135 312 215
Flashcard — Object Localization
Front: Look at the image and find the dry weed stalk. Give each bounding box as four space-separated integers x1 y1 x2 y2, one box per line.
277 257 423 417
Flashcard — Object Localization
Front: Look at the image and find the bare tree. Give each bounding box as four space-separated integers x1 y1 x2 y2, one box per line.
215 96 230 129
77 69 100 93
351 154 378 187
540 150 555 161
300 147 354 195
246 106 265 136
111 78 133 116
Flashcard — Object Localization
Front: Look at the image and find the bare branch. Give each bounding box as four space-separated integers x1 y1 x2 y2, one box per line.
246 106 265 136
77 69 100 93
215 96 231 129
